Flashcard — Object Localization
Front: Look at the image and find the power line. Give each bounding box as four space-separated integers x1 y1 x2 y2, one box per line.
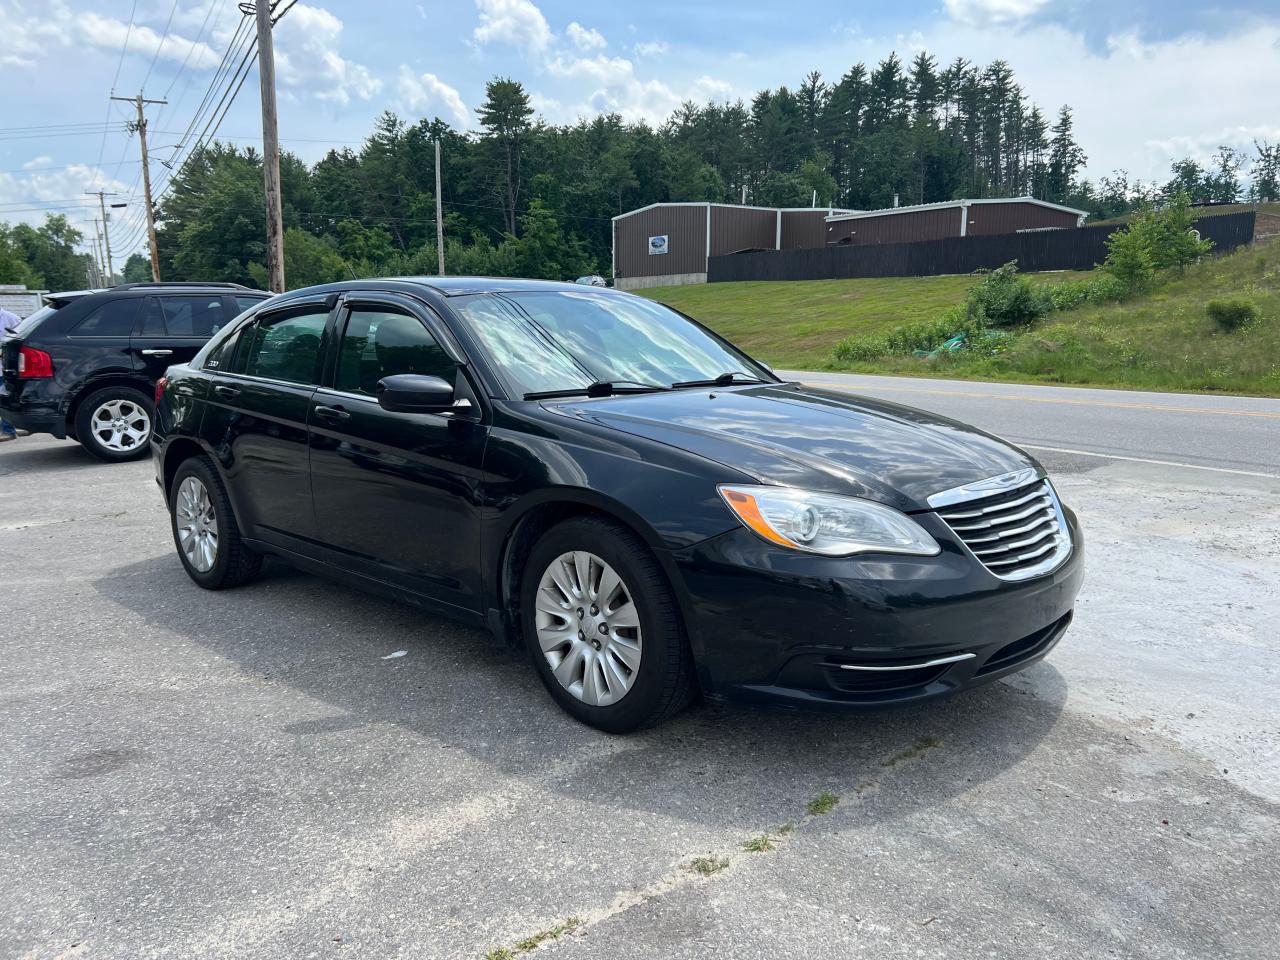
141 0 182 92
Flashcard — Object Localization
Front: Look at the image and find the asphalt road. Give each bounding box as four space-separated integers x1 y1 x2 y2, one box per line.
782 370 1280 477
2 378 1278 959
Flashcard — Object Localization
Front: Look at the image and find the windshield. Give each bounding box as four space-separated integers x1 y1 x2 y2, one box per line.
452 291 771 398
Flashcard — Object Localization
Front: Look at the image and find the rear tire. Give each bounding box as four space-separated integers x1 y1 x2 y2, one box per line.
521 515 697 733
75 386 154 462
170 455 262 590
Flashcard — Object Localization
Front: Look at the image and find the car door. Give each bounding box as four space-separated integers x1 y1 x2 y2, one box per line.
131 294 231 383
199 298 334 551
307 294 488 614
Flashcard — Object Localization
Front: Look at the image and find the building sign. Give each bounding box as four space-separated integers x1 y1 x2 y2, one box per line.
648 235 669 255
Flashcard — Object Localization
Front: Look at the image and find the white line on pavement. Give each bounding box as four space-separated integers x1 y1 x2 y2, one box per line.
1018 443 1280 480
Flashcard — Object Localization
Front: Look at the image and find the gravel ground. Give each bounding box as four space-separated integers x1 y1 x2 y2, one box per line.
1 431 1277 960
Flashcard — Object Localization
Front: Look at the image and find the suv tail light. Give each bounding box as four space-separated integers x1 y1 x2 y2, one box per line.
154 376 169 406
17 346 53 379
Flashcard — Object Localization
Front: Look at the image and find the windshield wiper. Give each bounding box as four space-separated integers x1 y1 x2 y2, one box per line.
670 371 769 390
523 380 671 401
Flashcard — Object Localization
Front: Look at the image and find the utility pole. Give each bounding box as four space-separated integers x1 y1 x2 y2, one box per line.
92 220 105 286
112 93 167 282
435 139 445 276
85 190 117 282
253 0 285 292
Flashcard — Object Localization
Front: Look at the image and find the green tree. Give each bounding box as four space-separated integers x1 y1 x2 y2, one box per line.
1251 140 1280 202
476 77 535 235
0 223 41 286
1046 105 1086 203
121 253 151 283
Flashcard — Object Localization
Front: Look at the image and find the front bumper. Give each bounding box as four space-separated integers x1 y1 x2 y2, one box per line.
673 506 1084 709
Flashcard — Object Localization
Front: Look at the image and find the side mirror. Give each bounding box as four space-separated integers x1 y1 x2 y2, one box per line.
375 374 457 413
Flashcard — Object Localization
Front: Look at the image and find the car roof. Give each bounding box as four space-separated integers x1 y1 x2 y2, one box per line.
383 276 613 297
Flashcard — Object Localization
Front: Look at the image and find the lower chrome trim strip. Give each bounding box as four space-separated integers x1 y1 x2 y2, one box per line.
837 652 976 672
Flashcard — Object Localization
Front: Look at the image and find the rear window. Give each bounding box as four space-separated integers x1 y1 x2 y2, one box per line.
70 299 140 338
235 295 266 315
9 304 59 338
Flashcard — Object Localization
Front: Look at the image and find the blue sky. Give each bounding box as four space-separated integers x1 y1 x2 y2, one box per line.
2 0 1279 258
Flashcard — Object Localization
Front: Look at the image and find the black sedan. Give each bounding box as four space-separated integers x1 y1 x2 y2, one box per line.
152 277 1082 732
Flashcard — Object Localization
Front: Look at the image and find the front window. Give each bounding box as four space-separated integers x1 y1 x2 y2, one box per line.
142 296 227 338
335 309 456 396
452 291 770 398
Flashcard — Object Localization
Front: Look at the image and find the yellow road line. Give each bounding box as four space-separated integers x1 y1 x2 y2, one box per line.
800 381 1280 420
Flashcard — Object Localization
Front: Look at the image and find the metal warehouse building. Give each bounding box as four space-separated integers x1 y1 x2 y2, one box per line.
612 204 853 290
824 198 1087 246
612 197 1087 289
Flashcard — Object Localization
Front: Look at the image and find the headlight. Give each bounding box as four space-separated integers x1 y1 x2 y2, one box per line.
718 484 940 557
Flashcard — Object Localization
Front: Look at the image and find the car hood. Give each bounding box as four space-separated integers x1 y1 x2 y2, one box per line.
549 383 1040 512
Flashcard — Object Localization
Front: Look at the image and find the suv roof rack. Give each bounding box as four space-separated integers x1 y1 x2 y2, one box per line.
110 281 255 291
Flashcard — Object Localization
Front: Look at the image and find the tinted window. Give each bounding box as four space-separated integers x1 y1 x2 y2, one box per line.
70 299 140 338
237 309 328 385
235 296 265 315
144 296 226 338
336 309 455 397
10 304 60 338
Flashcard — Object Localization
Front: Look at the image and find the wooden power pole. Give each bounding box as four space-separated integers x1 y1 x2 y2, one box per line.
112 93 166 282
85 190 117 282
254 0 285 292
435 139 445 276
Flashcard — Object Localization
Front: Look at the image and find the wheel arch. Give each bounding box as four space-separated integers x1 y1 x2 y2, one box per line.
488 490 701 663
65 373 156 437
161 436 213 502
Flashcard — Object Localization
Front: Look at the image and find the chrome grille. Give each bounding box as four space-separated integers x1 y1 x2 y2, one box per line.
933 478 1071 581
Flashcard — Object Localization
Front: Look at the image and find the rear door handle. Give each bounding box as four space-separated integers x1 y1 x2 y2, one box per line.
213 384 241 400
313 404 351 422
140 349 173 357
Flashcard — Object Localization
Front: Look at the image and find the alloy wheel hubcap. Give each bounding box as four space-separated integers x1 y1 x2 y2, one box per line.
92 399 150 452
175 476 219 573
535 551 642 706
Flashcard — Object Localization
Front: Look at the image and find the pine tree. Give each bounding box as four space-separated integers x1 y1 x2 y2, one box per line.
476 77 534 235
1046 105 1086 203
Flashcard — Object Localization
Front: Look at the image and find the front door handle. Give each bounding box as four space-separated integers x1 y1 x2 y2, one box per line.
213 384 241 400
140 348 173 357
313 404 351 422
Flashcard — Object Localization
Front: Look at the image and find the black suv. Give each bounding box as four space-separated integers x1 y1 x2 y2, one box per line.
0 282 269 461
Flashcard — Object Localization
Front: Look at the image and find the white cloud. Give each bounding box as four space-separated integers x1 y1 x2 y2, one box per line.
541 53 736 124
633 40 669 58
0 163 133 229
74 11 221 69
0 1 220 69
396 66 470 127
465 1 731 125
472 0 553 53
566 21 606 51
943 0 1051 27
273 5 381 106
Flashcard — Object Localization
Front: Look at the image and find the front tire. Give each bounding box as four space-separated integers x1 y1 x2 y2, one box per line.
170 455 262 590
75 386 154 462
521 516 696 733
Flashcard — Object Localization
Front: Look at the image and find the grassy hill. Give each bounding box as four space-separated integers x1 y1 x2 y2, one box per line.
640 238 1280 395
640 271 1090 370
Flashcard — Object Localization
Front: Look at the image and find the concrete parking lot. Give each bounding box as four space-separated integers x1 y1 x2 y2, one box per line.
3 376 1279 959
